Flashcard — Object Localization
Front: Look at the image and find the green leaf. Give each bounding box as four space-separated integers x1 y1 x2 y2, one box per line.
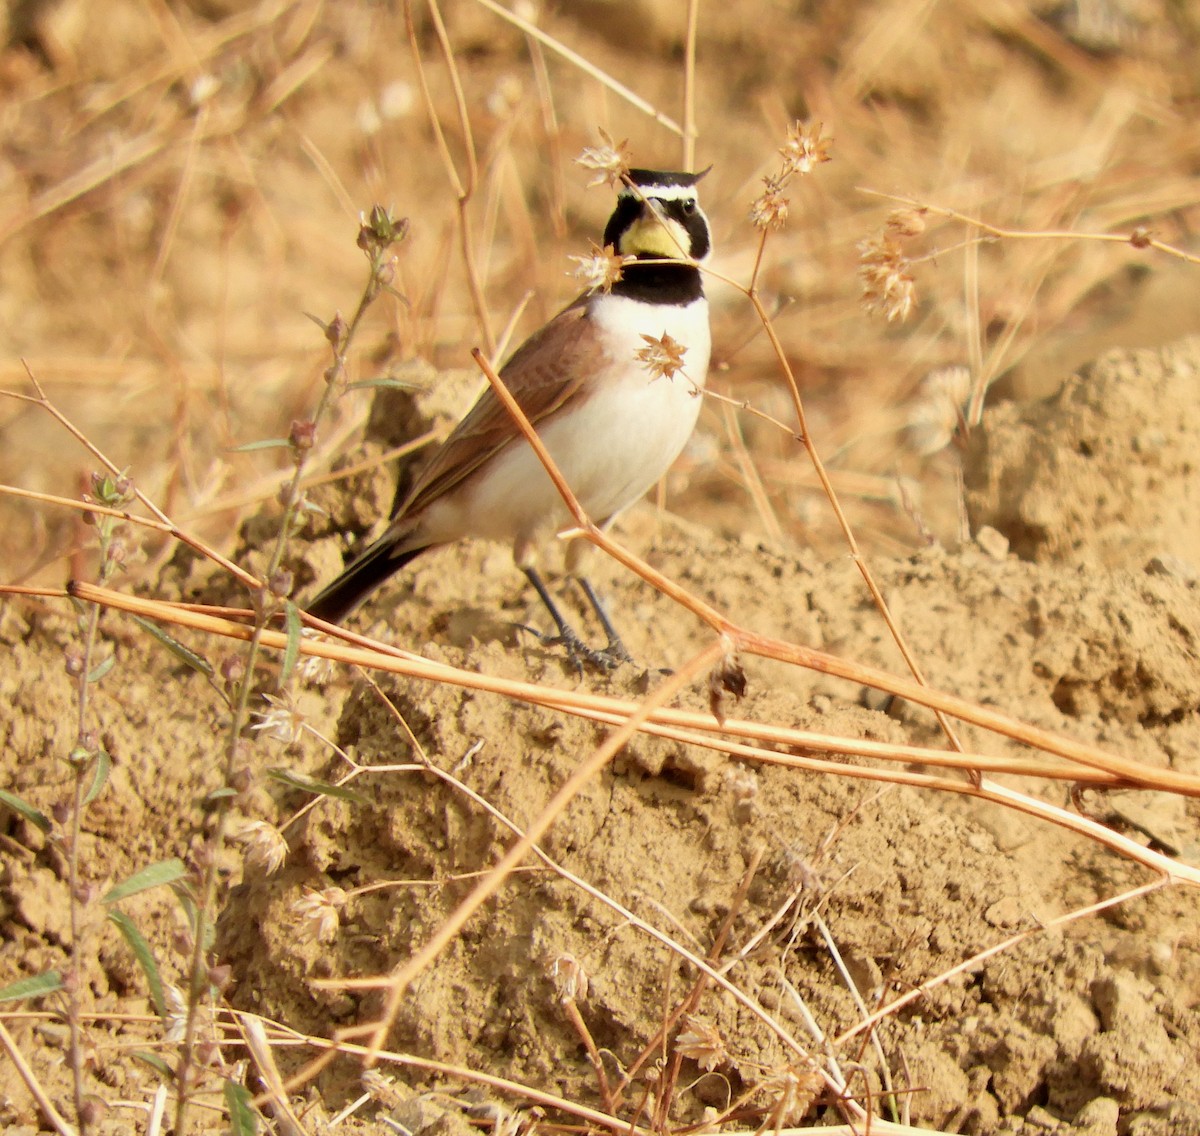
280 601 302 688
224 1079 259 1135
167 887 201 950
228 438 290 454
267 768 369 806
345 376 418 392
103 859 188 904
0 970 63 1002
87 654 116 683
82 749 112 806
204 787 239 804
108 911 166 1017
0 789 51 833
130 616 214 679
132 1051 175 1082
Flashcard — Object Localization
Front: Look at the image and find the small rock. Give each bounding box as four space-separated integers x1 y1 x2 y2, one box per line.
1073 1095 1119 1134
975 524 1010 560
984 896 1027 928
1143 554 1198 582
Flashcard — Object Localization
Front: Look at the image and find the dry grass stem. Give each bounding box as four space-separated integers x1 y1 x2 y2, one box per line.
65 581 1200 886
473 0 684 136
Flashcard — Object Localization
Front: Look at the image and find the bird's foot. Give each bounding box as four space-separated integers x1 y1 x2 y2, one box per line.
596 636 634 668
516 623 628 674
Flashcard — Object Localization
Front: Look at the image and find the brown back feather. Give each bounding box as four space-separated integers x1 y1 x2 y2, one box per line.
399 295 606 516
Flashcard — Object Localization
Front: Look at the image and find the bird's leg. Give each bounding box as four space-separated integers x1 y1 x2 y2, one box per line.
520 567 622 673
574 576 634 666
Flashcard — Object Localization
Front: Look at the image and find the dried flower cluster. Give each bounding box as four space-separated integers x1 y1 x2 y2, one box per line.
569 241 630 293
756 1062 826 1125
293 885 347 943
780 120 834 176
675 1015 728 1072
297 628 335 685
163 982 215 1044
548 952 589 1002
907 364 972 454
574 128 631 189
749 183 790 231
250 691 305 746
749 121 833 232
857 208 927 323
636 332 689 382
234 820 289 876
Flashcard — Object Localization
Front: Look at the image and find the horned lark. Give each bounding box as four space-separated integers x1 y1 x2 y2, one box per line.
307 168 713 668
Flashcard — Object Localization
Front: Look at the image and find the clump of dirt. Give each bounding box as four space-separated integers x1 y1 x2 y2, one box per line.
965 339 1200 571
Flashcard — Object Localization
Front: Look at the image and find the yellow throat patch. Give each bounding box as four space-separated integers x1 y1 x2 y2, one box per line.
618 212 689 259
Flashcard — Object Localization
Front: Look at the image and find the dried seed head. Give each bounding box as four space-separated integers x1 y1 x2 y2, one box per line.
857 232 916 323
78 1096 109 1126
325 312 348 350
708 640 747 725
297 629 335 685
675 1015 727 1072
163 982 213 1042
219 653 246 688
723 765 759 824
569 242 629 292
636 332 689 382
251 692 305 747
574 128 631 188
885 207 927 237
269 567 294 598
289 419 316 453
750 179 790 231
758 1062 826 1125
907 365 972 455
357 205 409 256
234 820 289 876
779 120 833 176
293 885 347 943
548 952 589 1002
361 1069 405 1109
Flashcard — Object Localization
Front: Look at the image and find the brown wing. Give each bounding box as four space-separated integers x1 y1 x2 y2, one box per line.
399 295 604 516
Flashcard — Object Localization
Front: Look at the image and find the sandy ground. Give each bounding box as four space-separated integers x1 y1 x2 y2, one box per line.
1 2 1199 1134
3 340 1199 1133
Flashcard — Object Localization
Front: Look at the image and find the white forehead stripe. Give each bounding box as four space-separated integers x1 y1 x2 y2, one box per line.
618 183 700 202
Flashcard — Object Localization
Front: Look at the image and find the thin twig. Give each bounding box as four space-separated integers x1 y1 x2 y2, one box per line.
834 876 1171 1045
471 0 684 135
0 1019 77 1136
65 584 1200 882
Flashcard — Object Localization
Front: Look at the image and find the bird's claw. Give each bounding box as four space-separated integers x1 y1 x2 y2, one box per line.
516 623 629 673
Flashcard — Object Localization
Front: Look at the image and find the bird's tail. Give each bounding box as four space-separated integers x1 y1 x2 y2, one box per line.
306 537 428 625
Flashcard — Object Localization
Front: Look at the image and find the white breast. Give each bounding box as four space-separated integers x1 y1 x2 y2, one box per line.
418 293 711 552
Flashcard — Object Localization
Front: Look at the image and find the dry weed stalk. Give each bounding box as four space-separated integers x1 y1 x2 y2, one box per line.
857 187 1200 423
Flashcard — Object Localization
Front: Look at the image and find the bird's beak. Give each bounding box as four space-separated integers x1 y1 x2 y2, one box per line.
621 200 686 259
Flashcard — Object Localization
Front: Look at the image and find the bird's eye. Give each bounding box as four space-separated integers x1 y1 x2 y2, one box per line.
680 199 697 215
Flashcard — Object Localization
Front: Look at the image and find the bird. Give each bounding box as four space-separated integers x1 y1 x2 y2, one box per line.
306 167 713 669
